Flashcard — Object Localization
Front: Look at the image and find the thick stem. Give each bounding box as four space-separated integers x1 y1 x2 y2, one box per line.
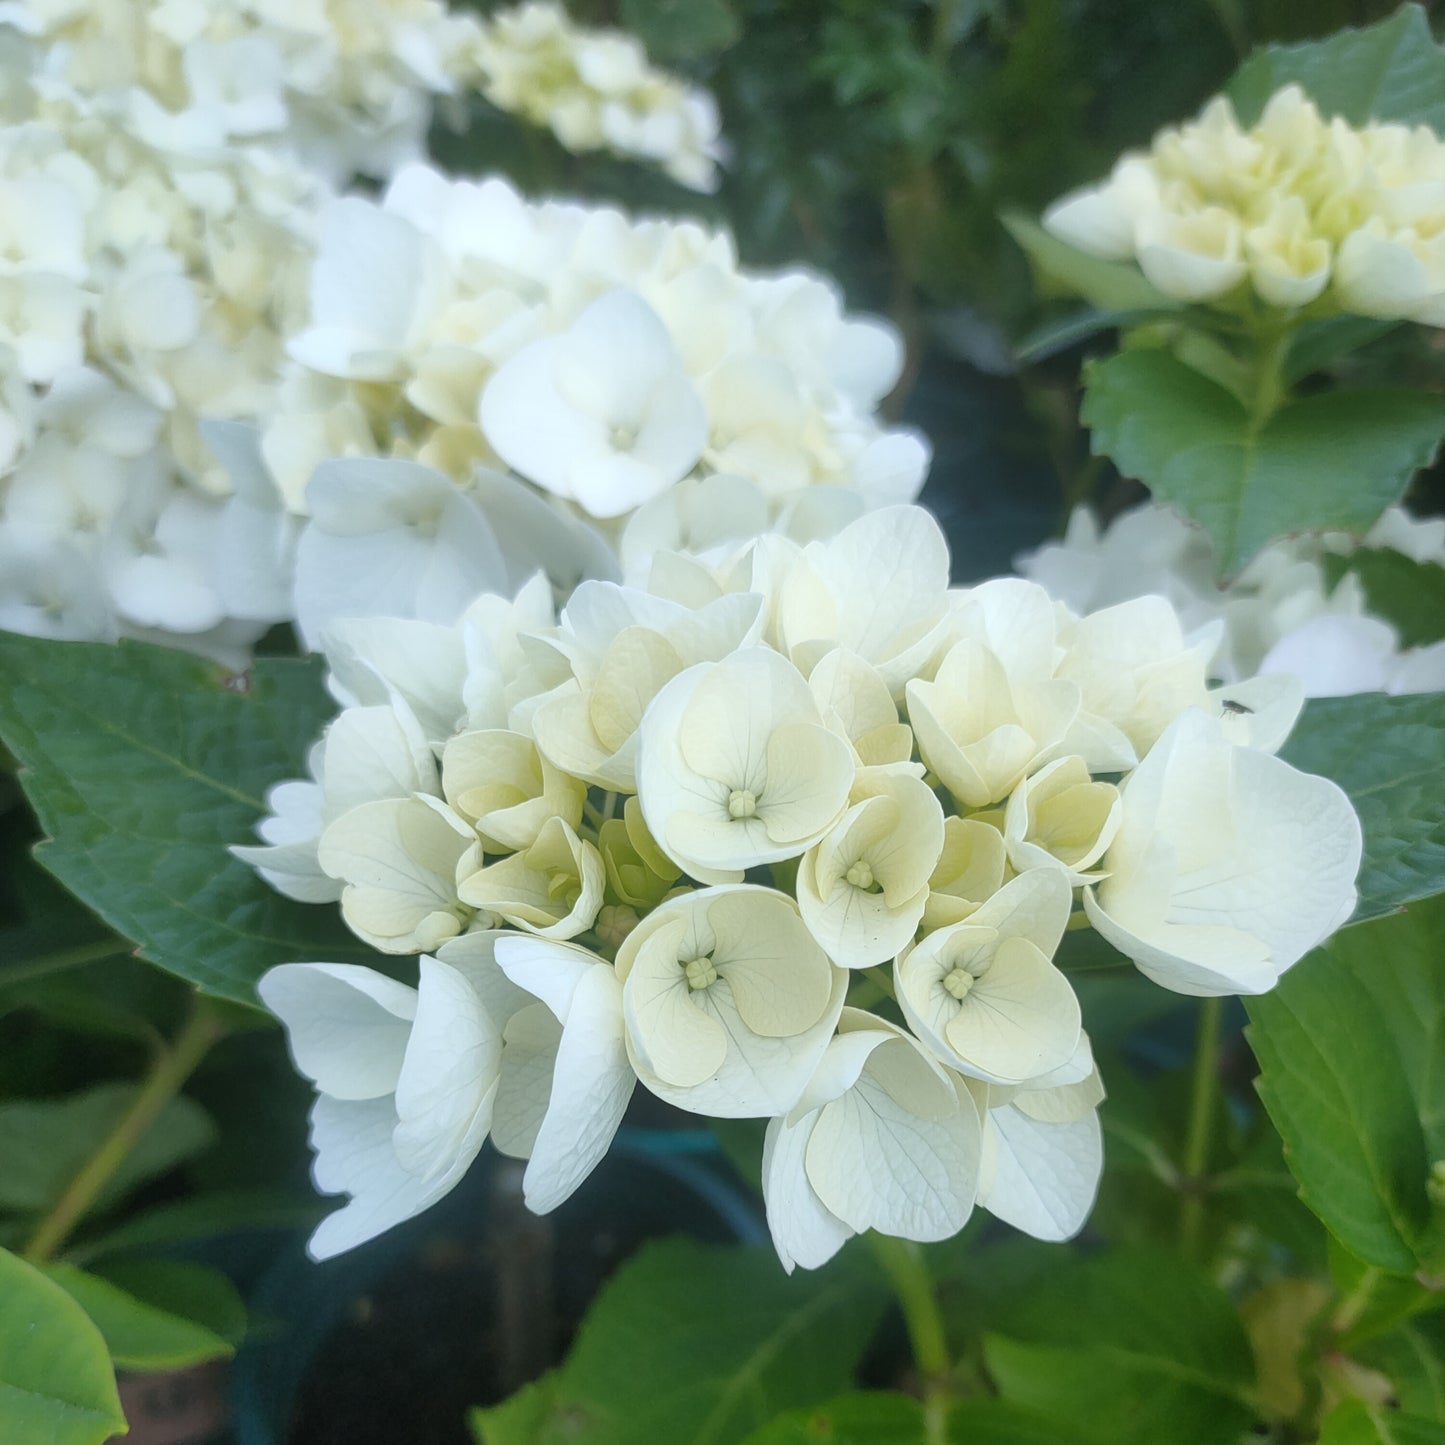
1180 996 1224 1256
868 1234 951 1444
24 996 225 1262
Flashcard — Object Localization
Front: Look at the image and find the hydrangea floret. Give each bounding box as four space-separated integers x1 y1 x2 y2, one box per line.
240 503 1363 1270
1044 83 1445 320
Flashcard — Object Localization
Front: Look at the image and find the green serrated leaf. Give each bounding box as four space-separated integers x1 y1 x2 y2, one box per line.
0 1246 127 1445
42 1262 236 1372
0 634 388 1004
1081 350 1445 576
0 1083 215 1220
983 1246 1256 1445
1279 694 1445 922
1002 211 1181 313
1317 1398 1445 1445
1246 896 1445 1275
1228 5 1445 131
1341 550 1445 650
1284 317 1401 385
472 1238 886 1445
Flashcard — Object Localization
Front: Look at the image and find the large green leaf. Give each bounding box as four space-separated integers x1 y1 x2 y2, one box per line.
1228 6 1445 131
42 1261 240 1372
0 1246 127 1445
982 1247 1256 1445
1081 350 1445 576
1246 896 1445 1276
468 1238 886 1445
0 634 386 1004
739 1395 1067 1444
1317 1399 1445 1445
1279 694 1445 923
67 1187 319 1266
0 1083 215 1220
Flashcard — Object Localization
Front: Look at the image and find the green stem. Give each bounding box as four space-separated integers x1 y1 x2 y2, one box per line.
0 937 131 987
24 996 226 1263
1248 323 1295 427
868 1234 951 1444
1180 996 1223 1256
1331 1265 1382 1339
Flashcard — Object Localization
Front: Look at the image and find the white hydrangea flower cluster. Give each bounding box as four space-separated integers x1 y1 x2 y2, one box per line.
241 505 1362 1268
0 57 324 662
464 0 724 191
1045 83 1445 319
265 161 927 640
1017 502 1445 698
0 0 489 183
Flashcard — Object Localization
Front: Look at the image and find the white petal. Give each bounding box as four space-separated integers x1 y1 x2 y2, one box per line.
391 957 502 1181
805 1052 980 1242
259 963 416 1100
306 1094 471 1260
978 1101 1102 1242
522 965 635 1213
761 1112 852 1273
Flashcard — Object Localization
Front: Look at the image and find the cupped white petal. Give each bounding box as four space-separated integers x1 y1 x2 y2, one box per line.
258 962 416 1100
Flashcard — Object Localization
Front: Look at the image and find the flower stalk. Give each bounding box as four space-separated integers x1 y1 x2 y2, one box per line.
24 995 226 1263
868 1233 953 1444
1180 995 1224 1256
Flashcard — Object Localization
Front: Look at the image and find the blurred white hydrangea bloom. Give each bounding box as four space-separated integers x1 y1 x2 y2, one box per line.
465 0 724 191
1044 83 1445 321
0 39 882 658
241 504 1361 1267
0 45 324 664
1017 500 1445 698
0 0 490 182
259 161 927 639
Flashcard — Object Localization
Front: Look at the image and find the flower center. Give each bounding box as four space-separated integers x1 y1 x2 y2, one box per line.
942 966 976 1001
727 788 758 819
683 954 718 991
845 860 876 891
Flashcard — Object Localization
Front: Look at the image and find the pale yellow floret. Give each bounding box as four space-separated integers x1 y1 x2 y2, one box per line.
1043 81 1445 322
